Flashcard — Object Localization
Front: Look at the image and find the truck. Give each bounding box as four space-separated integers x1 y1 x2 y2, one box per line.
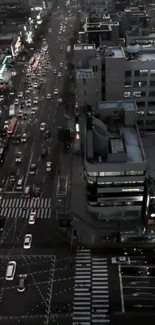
9 105 15 117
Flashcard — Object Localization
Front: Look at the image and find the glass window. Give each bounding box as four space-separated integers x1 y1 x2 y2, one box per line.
126 171 144 176
137 111 144 115
149 91 155 97
87 172 98 176
125 81 131 88
134 70 140 77
99 171 124 176
133 91 141 97
125 70 131 77
150 70 155 75
139 70 148 76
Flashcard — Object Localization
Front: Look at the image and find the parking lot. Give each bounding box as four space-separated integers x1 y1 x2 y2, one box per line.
0 255 55 322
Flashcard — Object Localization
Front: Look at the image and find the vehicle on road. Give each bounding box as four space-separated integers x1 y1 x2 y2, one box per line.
17 274 27 292
5 261 16 280
46 162 52 171
18 92 23 98
58 72 62 77
44 130 50 139
21 133 27 143
53 69 57 74
16 177 23 190
46 93 51 99
9 171 16 182
23 234 32 249
13 135 20 144
111 256 130 264
7 117 17 135
24 186 31 198
18 110 23 118
33 97 38 104
41 148 48 157
33 186 41 198
28 211 36 224
54 88 58 95
29 164 36 175
40 123 46 131
0 216 5 231
15 151 22 163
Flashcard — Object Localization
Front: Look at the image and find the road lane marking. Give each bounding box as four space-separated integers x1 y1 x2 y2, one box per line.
118 265 125 312
23 151 33 189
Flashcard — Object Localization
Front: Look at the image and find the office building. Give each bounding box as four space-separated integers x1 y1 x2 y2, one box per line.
84 101 146 237
74 43 155 131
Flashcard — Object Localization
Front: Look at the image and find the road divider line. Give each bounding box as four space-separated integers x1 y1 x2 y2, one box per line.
24 151 33 189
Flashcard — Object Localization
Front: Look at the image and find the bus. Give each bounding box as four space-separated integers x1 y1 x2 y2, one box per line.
7 117 17 135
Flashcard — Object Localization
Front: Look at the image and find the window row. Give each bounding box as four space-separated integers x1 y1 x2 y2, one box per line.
125 80 155 88
125 69 155 77
124 91 155 98
88 200 142 207
87 171 145 177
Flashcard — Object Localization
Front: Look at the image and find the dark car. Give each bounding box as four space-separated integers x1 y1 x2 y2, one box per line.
40 148 48 157
9 171 16 182
13 135 20 144
44 130 50 139
147 267 155 276
33 186 41 198
22 113 28 120
21 102 25 108
17 274 27 292
0 217 5 232
121 267 140 276
29 164 36 175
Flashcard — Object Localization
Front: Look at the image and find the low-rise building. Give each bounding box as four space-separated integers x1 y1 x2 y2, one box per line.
84 100 146 237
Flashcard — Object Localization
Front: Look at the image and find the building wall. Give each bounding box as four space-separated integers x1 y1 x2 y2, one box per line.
105 55 125 100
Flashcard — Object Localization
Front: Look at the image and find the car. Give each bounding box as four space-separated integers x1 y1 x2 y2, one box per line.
33 186 41 198
0 216 5 231
5 261 16 280
15 152 22 163
28 211 36 224
111 256 130 264
60 46 63 50
44 130 50 139
13 135 20 144
31 107 36 114
3 120 9 129
26 89 30 94
46 161 52 171
21 133 27 143
33 97 38 104
53 88 58 95
58 72 62 77
23 234 32 249
23 112 28 120
57 97 63 103
17 274 27 292
147 267 155 276
18 110 23 117
9 171 16 182
29 164 36 175
33 83 38 88
60 62 63 68
41 148 48 157
14 99 19 105
18 92 23 98
26 99 31 107
46 93 51 99
40 123 46 131
53 69 57 74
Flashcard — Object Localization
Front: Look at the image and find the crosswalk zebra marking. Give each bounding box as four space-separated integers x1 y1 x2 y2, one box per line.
72 249 110 325
0 198 52 209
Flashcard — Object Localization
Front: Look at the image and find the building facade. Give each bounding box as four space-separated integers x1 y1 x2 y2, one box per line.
84 101 147 238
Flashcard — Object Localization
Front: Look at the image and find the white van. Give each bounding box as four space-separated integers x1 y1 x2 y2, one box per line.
16 178 23 191
5 261 16 280
24 186 31 198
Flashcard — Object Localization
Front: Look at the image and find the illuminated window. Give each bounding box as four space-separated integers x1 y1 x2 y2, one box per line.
124 92 130 98
133 91 141 97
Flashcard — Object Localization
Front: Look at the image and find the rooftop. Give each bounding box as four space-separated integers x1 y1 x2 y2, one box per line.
105 47 125 58
86 101 146 165
74 44 95 51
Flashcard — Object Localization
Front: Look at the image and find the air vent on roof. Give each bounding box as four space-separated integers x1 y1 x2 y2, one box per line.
106 50 115 57
127 44 140 54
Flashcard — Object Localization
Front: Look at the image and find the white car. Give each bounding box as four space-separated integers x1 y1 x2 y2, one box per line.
53 69 57 74
14 99 19 105
31 107 37 114
60 62 63 68
15 152 22 163
40 122 46 131
58 72 62 77
33 83 38 88
28 211 36 224
23 234 32 249
111 256 130 264
57 97 63 103
18 92 23 98
5 261 16 281
21 133 27 143
33 97 38 104
46 162 52 171
26 89 30 94
4 120 9 129
26 99 31 107
18 110 23 117
54 88 58 95
46 93 51 99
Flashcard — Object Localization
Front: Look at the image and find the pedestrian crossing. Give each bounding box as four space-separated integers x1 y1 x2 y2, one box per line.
0 198 52 219
72 248 110 325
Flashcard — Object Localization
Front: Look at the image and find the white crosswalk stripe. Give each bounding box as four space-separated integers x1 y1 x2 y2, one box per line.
0 198 52 219
72 249 110 325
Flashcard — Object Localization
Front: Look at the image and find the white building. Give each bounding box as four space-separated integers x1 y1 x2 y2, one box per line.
84 101 146 237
